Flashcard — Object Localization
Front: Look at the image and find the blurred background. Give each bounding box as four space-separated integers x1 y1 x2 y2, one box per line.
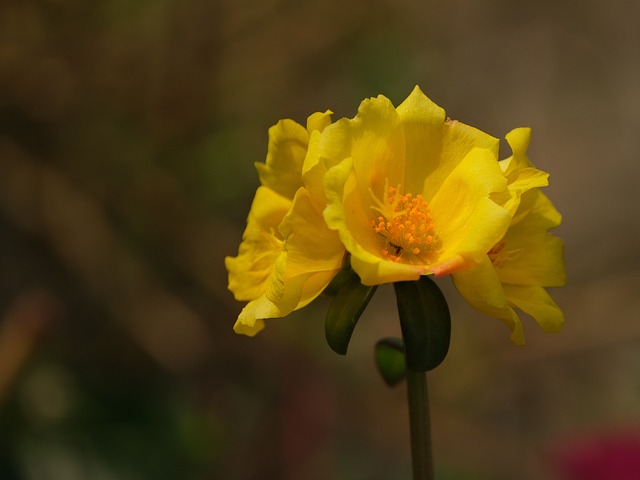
1 0 639 479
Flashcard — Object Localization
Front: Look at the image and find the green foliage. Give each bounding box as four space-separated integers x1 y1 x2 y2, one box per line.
394 277 451 372
325 268 377 355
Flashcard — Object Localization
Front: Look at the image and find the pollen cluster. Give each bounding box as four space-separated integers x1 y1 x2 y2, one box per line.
370 186 437 262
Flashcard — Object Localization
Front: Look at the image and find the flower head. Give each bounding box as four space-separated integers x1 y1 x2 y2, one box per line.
321 86 512 285
226 87 565 345
225 112 345 336
452 128 566 344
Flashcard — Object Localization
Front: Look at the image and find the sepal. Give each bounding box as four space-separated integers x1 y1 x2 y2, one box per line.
325 270 377 355
394 276 451 371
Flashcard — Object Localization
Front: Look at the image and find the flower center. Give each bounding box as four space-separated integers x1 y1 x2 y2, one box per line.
370 184 439 263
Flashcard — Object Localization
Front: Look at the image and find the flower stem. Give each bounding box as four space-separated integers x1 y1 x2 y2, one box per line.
406 368 434 480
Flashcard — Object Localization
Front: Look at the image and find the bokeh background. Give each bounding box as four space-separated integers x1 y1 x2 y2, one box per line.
1 1 639 479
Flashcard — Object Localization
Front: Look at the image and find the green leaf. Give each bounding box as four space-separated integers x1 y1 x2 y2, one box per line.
394 276 451 372
375 337 406 387
325 274 377 355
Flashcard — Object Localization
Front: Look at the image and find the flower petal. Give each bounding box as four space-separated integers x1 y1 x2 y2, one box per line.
225 186 291 301
233 300 269 336
451 257 525 345
301 130 330 213
429 148 510 266
395 86 446 194
306 110 333 133
396 86 500 201
232 249 303 336
255 119 309 199
422 120 499 202
503 284 564 334
234 186 345 335
322 95 407 206
278 187 345 284
494 127 549 215
499 190 566 287
301 110 335 211
502 127 532 174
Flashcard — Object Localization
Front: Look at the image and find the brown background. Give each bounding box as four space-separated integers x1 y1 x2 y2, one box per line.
1 1 639 479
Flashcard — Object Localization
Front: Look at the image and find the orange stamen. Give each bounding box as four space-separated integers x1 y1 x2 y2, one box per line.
370 185 439 263
488 242 524 268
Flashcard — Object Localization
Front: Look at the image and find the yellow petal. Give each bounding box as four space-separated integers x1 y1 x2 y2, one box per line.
229 112 339 336
301 129 330 213
301 110 335 176
396 86 500 200
499 190 566 286
512 187 562 228
233 187 346 335
255 119 309 199
232 249 291 335
493 167 549 217
225 187 291 301
429 148 510 265
494 128 549 215
306 110 333 133
323 95 407 207
451 257 525 345
502 127 532 173
503 285 564 334
233 300 270 336
280 188 345 276
395 86 446 194
300 111 335 208
423 119 499 202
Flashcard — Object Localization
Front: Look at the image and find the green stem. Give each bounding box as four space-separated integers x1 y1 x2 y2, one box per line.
406 369 434 480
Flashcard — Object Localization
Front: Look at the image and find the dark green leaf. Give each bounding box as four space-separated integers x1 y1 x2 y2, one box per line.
325 274 377 355
394 276 451 372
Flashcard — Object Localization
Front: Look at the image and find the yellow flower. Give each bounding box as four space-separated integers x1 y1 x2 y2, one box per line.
322 86 512 285
226 112 346 336
452 128 566 344
227 88 566 344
